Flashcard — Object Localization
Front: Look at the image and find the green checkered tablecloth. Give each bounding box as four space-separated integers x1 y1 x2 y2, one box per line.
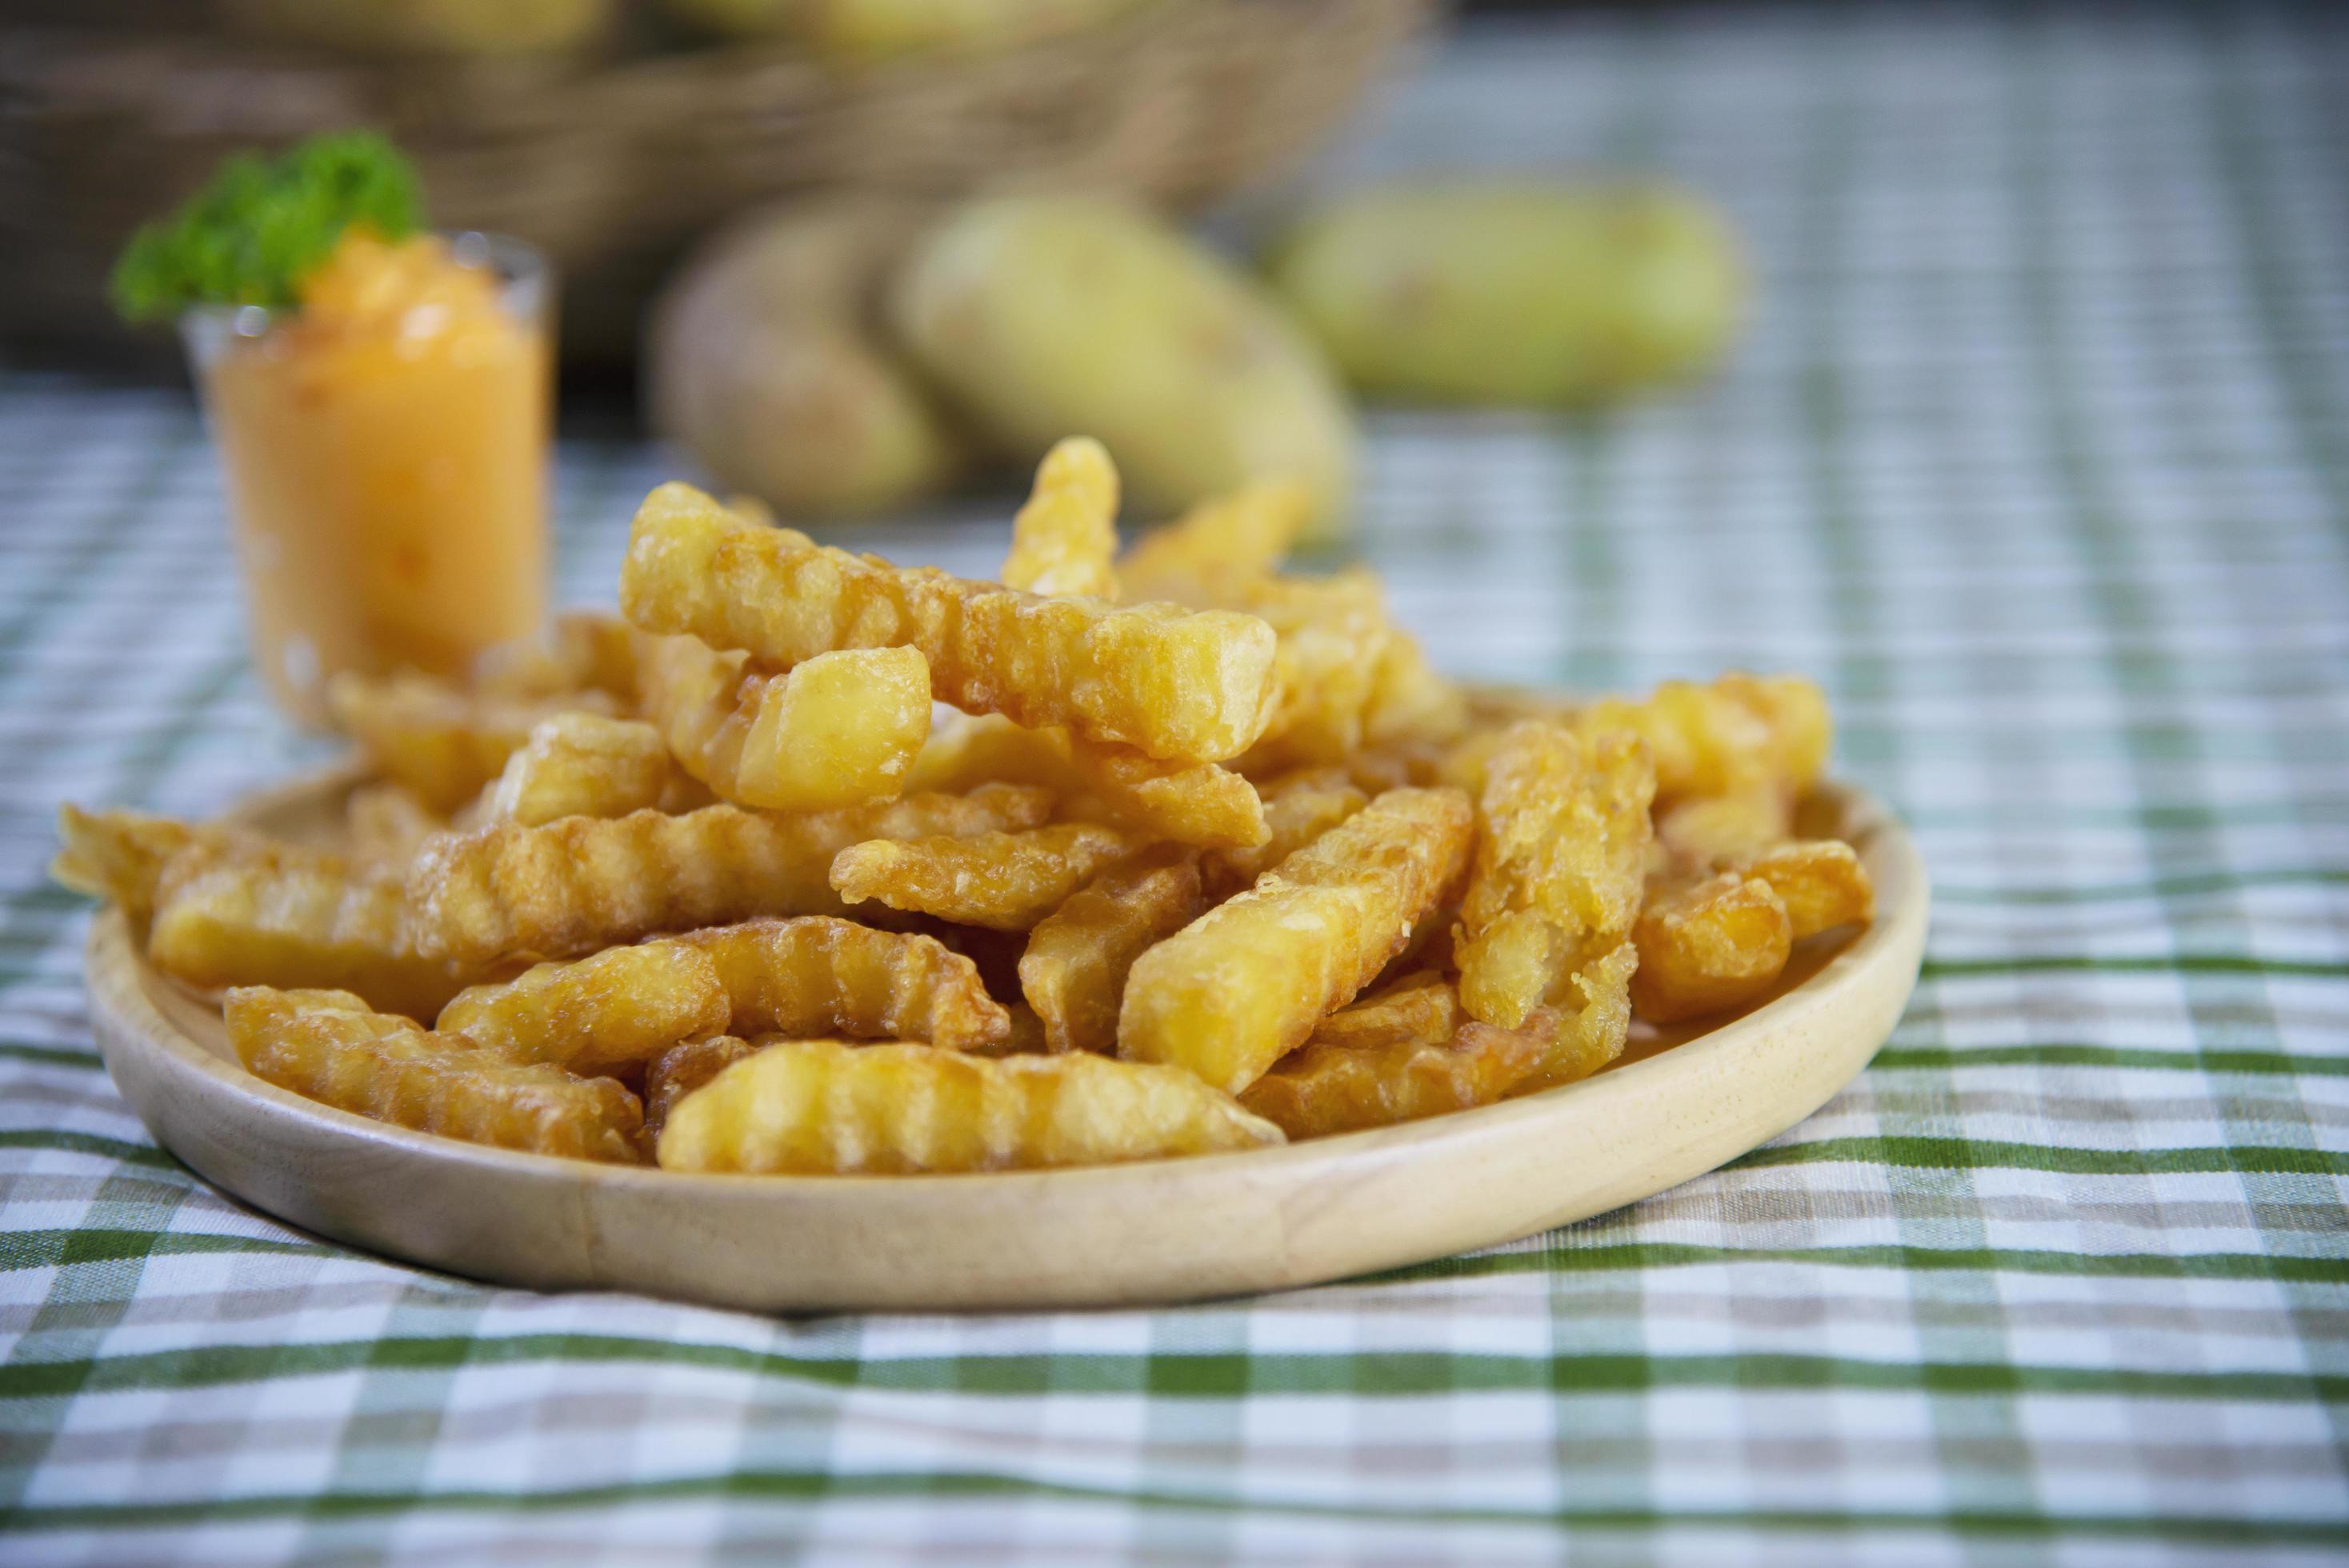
5 5 2347 1562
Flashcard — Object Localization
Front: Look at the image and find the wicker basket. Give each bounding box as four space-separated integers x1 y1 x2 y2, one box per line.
0 0 1436 368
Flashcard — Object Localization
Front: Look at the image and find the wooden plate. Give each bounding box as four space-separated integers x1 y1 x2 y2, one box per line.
85 770 1927 1313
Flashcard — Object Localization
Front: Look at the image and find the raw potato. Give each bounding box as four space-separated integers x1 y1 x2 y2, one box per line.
647 198 961 518
223 0 609 54
661 0 1142 56
1267 183 1746 407
891 195 1359 542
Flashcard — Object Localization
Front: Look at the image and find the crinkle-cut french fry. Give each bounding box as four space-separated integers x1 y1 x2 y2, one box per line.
1307 970 1463 1051
1202 767 1367 898
145 837 486 1021
655 1038 1283 1174
1576 673 1830 803
1018 844 1204 1054
1655 785 1795 872
905 714 1265 850
51 806 205 922
1630 872 1792 1023
619 482 1276 763
328 671 624 813
830 823 1146 932
643 1034 760 1142
1117 480 1311 605
486 712 677 828
639 635 932 813
674 916 1009 1051
472 611 644 704
405 784 1054 966
1729 839 1873 939
1455 723 1655 1033
1119 787 1475 1095
346 785 446 868
434 942 730 1074
1240 1007 1543 1138
1001 436 1120 599
1508 938 1637 1090
226 987 644 1162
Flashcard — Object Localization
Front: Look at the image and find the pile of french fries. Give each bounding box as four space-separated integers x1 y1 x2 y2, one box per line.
55 438 1872 1174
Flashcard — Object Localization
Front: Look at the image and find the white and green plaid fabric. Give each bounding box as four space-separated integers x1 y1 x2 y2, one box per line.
5 6 2347 1562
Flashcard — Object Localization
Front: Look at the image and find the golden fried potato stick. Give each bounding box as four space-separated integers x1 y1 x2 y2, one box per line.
345 784 446 868
619 482 1277 763
830 822 1146 932
1455 723 1655 1033
1018 845 1205 1054
435 942 731 1075
1307 970 1462 1051
138 835 487 1020
1507 938 1637 1090
905 714 1265 850
1241 1010 1543 1139
1119 787 1475 1095
328 670 625 813
406 784 1054 965
1363 631 1470 750
1630 873 1793 1023
656 1038 1283 1174
485 712 677 827
52 805 204 922
1001 436 1120 599
1577 673 1830 804
472 610 643 704
1731 839 1874 938
674 916 1009 1051
226 987 643 1163
638 635 933 813
643 1034 759 1142
1117 480 1311 606
1202 766 1367 898
1234 570 1392 770
1655 786 1795 872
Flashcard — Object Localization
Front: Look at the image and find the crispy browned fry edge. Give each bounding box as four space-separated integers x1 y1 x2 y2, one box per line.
434 942 733 1074
643 1034 761 1143
1630 873 1793 1023
1018 844 1205 1054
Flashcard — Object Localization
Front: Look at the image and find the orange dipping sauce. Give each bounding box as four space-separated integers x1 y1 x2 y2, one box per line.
189 230 550 726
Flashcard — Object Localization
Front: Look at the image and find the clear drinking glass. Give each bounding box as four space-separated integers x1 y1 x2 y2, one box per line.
180 232 554 728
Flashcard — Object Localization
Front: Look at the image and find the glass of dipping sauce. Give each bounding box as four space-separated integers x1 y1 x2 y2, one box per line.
182 230 552 728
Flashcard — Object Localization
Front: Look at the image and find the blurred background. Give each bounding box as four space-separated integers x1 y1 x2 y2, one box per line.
2 0 2343 748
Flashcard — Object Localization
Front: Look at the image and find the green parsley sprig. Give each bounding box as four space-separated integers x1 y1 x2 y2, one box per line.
110 130 426 324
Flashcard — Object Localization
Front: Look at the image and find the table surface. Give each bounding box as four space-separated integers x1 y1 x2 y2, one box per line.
4 6 2347 1563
